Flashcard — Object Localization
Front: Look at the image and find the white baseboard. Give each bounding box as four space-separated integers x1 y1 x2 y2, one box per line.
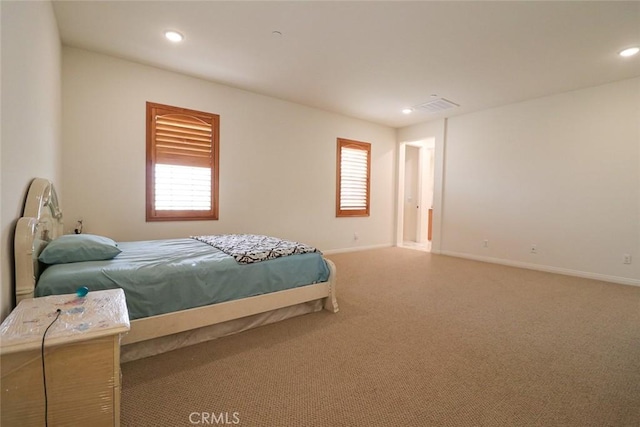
323 244 392 255
439 250 640 287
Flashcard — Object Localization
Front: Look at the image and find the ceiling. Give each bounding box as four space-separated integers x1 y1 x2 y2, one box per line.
52 1 640 128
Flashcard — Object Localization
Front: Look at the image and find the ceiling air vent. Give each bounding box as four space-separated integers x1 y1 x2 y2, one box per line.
414 98 459 113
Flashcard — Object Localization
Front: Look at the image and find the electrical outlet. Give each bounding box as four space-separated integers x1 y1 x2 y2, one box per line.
74 218 84 235
530 244 537 254
623 254 632 264
353 232 359 241
483 240 489 248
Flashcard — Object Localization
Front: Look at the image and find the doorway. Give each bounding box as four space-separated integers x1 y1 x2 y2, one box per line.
397 139 435 252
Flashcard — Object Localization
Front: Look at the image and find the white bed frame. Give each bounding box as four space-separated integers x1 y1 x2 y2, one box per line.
14 178 338 347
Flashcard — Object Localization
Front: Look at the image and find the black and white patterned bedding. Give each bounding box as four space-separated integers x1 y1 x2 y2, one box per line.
192 234 320 264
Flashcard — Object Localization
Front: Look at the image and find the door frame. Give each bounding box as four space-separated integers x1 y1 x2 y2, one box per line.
397 137 442 252
402 144 423 243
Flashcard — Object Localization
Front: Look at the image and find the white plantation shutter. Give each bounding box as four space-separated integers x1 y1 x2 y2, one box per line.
154 164 211 210
146 103 219 221
336 139 371 217
340 147 368 210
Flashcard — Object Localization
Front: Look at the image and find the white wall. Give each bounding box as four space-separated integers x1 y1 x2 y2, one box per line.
0 0 62 321
400 78 640 285
62 47 396 253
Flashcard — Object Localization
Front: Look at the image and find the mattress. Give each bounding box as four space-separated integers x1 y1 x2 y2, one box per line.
35 238 330 320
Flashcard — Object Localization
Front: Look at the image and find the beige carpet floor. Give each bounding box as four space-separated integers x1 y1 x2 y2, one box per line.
121 248 640 426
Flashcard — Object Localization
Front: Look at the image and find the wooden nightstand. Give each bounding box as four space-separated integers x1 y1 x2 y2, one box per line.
1 289 130 426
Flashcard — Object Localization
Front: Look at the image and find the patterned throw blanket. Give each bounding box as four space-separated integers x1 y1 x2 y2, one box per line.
192 234 320 264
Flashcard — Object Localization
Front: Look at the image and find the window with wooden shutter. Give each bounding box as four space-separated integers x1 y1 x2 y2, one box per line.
146 102 219 221
336 138 371 217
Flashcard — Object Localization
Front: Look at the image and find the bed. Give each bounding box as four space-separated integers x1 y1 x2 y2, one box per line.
14 178 338 361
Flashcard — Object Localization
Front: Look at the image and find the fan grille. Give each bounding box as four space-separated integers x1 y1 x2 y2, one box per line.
414 98 459 113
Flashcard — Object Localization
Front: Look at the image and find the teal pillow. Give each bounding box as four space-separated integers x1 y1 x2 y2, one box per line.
39 234 121 264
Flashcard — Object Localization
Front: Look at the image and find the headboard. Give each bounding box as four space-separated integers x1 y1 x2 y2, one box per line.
14 178 63 304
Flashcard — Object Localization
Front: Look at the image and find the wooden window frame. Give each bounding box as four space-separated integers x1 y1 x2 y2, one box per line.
146 102 220 221
336 138 371 217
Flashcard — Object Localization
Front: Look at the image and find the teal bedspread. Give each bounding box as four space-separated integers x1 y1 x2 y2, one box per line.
35 238 330 320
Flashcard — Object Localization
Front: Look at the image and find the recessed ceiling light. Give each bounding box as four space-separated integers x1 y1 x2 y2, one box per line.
165 30 184 43
402 108 413 115
619 47 639 57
